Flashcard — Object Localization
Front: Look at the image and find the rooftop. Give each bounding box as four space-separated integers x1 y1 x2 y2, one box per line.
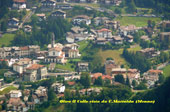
26 64 44 70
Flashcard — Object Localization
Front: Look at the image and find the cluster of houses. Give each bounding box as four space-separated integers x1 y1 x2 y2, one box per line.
1 86 49 111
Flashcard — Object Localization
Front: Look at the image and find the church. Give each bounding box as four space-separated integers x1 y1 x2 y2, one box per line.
45 33 81 64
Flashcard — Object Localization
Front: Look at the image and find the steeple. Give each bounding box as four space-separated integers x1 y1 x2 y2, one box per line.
51 33 55 48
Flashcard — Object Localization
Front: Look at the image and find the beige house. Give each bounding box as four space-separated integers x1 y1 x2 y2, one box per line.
24 64 48 82
13 58 32 74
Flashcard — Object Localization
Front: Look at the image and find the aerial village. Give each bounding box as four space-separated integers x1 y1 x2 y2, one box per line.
0 0 170 111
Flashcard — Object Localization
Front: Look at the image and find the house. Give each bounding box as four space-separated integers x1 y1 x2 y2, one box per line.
127 69 140 84
91 73 103 83
77 62 89 73
27 102 35 110
143 69 163 88
34 86 48 103
24 64 48 82
51 10 66 19
119 25 140 36
105 60 120 75
24 25 32 32
8 18 19 28
162 21 170 29
56 4 73 10
86 0 98 3
13 58 32 74
141 35 150 41
97 28 112 38
112 36 123 44
10 90 22 98
36 13 46 21
41 0 56 8
99 0 122 5
66 32 89 43
138 48 160 58
160 32 170 42
111 68 127 75
79 88 101 95
102 75 112 83
72 15 91 25
13 0 26 9
52 82 65 93
4 71 17 77
67 81 76 86
7 98 27 112
0 45 40 59
63 43 81 58
94 17 110 26
104 20 120 30
125 35 133 43
71 26 88 34
56 0 66 2
96 38 107 45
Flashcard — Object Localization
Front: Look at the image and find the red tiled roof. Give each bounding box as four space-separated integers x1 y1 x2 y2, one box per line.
102 75 112 80
148 69 163 74
0 59 8 61
92 73 102 79
26 64 44 70
97 28 112 32
67 81 76 86
20 46 29 50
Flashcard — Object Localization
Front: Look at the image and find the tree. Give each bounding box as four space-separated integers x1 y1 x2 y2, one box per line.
0 21 7 32
114 8 122 14
132 80 137 87
126 0 136 13
135 82 147 90
126 76 131 87
48 88 56 101
80 72 91 88
114 74 125 84
19 84 25 90
158 74 165 84
94 76 103 86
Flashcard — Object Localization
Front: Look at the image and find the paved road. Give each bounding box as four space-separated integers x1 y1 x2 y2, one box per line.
19 9 35 29
0 81 19 91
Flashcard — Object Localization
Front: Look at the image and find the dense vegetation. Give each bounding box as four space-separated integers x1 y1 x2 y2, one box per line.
122 49 151 73
134 0 170 19
12 18 71 47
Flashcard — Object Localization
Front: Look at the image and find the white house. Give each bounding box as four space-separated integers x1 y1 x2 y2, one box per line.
10 90 22 98
13 58 32 74
13 0 26 9
72 15 91 25
97 28 112 38
52 82 65 93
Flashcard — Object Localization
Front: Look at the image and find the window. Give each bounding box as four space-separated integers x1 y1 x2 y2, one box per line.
53 52 55 56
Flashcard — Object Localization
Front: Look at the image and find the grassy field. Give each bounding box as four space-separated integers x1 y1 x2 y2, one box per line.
163 65 170 78
44 104 65 112
98 49 127 66
128 45 142 52
56 63 74 71
0 33 15 47
0 86 17 95
115 16 161 27
77 41 89 53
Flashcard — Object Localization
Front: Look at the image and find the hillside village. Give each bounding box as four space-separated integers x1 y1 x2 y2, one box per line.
0 0 170 112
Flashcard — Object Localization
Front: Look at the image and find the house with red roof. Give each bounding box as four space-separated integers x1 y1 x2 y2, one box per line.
24 64 48 82
97 28 112 39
